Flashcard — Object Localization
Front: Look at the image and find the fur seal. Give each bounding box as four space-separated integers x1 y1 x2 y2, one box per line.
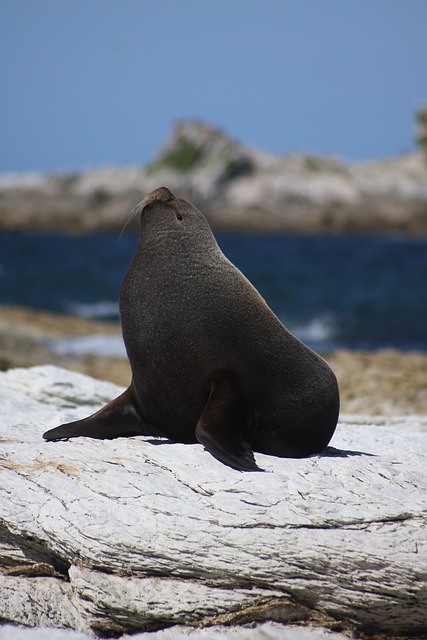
43 187 339 471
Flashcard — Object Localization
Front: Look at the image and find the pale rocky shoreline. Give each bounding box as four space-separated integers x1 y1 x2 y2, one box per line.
1 365 426 638
1 305 426 417
1 120 427 235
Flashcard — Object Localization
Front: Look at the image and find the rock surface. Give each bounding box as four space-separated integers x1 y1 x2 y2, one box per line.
0 622 354 640
1 120 427 234
0 365 426 638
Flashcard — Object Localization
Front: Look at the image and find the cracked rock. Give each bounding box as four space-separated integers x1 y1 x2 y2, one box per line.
0 365 426 638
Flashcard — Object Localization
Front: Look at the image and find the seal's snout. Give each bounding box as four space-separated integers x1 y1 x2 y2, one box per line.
131 187 176 222
134 187 176 218
145 187 175 205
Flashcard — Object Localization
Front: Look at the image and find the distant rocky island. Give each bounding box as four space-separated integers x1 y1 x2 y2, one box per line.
1 119 427 234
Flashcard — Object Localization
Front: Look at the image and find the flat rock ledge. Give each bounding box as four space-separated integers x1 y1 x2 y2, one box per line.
0 366 426 640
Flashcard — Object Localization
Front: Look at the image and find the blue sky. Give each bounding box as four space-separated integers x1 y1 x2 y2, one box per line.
1 0 426 174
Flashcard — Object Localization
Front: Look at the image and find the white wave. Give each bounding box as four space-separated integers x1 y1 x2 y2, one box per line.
287 315 337 349
67 301 119 319
47 334 126 358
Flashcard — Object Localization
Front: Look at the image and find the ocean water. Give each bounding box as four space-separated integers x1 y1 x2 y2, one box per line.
0 231 426 353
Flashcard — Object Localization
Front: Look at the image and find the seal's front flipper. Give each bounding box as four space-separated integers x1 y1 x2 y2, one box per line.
195 372 261 472
43 388 152 441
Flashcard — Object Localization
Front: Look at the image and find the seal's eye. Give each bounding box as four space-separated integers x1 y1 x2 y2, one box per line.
176 213 183 221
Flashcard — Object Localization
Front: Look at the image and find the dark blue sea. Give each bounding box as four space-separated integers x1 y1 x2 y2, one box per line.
1 231 426 352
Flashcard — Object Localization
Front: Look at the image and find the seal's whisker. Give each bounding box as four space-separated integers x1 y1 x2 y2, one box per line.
118 201 143 241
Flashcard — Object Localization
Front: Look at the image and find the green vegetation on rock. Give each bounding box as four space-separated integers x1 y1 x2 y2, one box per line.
148 136 203 174
415 105 427 162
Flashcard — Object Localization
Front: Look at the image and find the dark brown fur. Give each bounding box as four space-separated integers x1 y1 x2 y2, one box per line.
44 187 339 471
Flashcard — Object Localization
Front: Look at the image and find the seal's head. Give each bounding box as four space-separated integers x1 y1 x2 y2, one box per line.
134 187 214 247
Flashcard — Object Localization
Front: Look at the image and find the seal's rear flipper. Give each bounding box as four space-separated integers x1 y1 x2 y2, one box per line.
43 388 153 441
195 372 262 472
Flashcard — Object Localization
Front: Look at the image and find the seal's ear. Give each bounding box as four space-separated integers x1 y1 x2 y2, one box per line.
195 372 262 472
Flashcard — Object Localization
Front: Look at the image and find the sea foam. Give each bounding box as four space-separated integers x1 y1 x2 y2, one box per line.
46 334 126 358
67 301 119 320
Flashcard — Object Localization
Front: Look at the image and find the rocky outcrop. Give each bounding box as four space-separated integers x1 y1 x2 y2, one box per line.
1 365 426 638
1 120 427 233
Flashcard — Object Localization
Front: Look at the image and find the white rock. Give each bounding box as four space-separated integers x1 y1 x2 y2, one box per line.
0 622 352 640
0 365 426 638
